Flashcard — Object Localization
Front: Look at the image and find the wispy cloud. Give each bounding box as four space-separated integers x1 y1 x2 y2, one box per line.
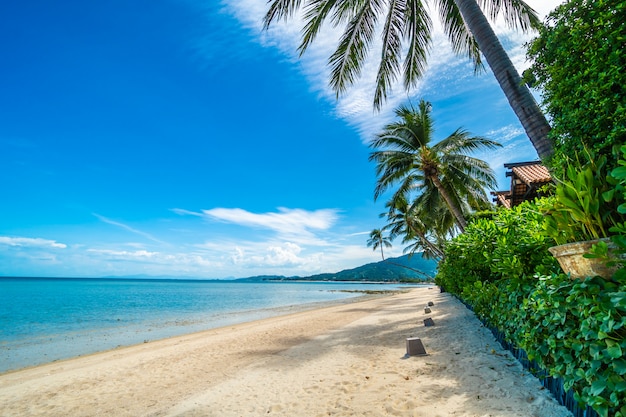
87 249 158 259
174 206 340 242
85 248 219 273
93 213 168 245
202 207 338 232
194 238 380 276
170 208 203 217
169 205 386 274
347 231 373 237
218 0 564 160
0 236 67 249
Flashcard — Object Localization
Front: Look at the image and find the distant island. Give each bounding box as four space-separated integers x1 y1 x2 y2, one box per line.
29 253 438 282
236 254 438 283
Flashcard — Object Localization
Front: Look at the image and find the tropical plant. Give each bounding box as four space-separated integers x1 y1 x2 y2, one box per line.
525 0 626 171
264 0 553 160
369 99 500 233
434 192 626 416
462 273 626 417
587 145 626 281
435 200 558 294
541 155 621 246
367 228 392 260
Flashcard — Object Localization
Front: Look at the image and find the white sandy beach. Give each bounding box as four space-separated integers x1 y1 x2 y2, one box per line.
0 288 571 416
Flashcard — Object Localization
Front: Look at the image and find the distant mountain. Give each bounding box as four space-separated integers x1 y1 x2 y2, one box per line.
237 253 438 283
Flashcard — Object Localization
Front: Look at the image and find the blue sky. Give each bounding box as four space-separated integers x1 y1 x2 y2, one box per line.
1 0 562 278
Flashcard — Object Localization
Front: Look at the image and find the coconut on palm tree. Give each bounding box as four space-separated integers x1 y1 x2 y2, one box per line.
370 99 499 233
263 0 553 161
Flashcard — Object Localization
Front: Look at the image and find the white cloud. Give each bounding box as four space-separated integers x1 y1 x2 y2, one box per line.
220 0 564 148
197 239 320 270
87 249 158 259
204 207 337 231
86 248 219 271
0 236 67 249
234 242 311 268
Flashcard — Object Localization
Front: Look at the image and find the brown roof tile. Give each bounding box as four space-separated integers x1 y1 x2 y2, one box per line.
491 191 511 208
497 194 511 208
511 164 552 186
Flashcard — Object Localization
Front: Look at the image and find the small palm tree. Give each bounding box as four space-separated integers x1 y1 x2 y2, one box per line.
383 195 446 260
264 0 553 160
367 226 433 279
367 228 392 260
370 99 500 233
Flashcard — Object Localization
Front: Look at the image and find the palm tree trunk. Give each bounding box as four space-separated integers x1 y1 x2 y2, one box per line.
383 259 434 280
416 233 445 260
453 0 553 162
431 175 467 232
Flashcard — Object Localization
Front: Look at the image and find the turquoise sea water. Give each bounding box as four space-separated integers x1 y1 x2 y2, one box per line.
0 277 414 374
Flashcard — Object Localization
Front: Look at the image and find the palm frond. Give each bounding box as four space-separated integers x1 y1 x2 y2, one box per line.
435 0 483 71
371 99 499 235
298 0 340 55
263 0 305 29
478 0 540 31
373 0 405 110
402 0 432 90
434 130 501 155
328 0 383 97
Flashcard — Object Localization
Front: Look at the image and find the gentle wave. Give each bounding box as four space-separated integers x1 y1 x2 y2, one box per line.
0 278 419 373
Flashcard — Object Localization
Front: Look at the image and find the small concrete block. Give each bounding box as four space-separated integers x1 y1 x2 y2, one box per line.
428 301 434 306
424 307 431 314
406 337 428 356
424 318 435 327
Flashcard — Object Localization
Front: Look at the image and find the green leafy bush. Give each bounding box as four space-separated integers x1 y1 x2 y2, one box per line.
437 198 626 415
525 0 626 173
447 273 626 416
435 200 558 294
521 276 626 417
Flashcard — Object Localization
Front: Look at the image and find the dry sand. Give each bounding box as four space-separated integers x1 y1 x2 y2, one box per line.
0 288 572 417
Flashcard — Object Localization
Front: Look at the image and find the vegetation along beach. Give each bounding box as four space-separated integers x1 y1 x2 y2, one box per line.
1 0 625 415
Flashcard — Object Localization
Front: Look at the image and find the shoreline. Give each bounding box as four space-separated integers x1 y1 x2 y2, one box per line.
0 284 409 375
0 288 571 416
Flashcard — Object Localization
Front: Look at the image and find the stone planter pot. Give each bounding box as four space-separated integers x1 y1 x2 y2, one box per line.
548 238 620 279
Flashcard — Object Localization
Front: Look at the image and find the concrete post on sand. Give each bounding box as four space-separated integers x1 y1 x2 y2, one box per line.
406 337 428 356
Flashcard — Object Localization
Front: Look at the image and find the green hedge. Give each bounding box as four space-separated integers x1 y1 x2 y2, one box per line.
436 201 559 294
525 0 626 172
436 202 626 416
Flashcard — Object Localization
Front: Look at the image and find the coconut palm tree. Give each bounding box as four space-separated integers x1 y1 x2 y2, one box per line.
370 99 499 233
383 195 446 260
367 228 392 260
367 224 435 279
263 0 553 161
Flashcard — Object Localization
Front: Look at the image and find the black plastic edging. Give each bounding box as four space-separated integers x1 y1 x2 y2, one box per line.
456 296 599 417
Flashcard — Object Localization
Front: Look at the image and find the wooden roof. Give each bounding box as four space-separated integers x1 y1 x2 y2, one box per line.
493 161 552 208
509 163 552 186
491 191 511 208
